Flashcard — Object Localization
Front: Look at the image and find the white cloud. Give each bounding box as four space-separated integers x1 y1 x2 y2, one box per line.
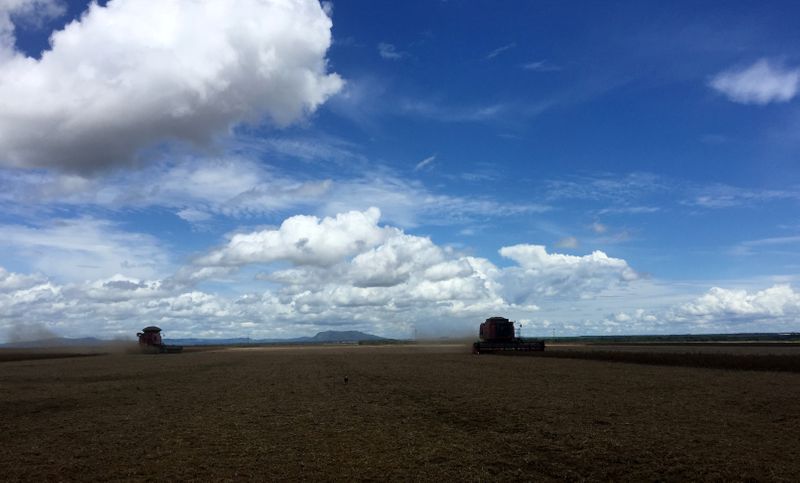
679 285 800 320
400 99 508 123
521 60 560 72
0 217 170 282
545 172 666 203
377 42 405 60
710 59 800 105
176 208 212 223
685 183 800 209
0 209 648 337
498 244 638 303
730 235 800 256
6 208 798 340
414 154 436 172
486 42 516 60
197 208 393 267
318 175 550 228
0 266 45 292
0 0 343 172
594 284 800 334
0 158 547 228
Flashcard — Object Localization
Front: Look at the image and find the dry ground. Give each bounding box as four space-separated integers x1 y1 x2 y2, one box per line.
1 344 799 481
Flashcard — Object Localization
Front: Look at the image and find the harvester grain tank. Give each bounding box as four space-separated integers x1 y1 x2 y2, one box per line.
472 316 545 354
137 326 183 353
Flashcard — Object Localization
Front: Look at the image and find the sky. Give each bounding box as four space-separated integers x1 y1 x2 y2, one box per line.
1 0 799 342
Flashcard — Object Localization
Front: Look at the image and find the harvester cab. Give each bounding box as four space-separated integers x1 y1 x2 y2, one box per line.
473 316 545 354
137 326 183 354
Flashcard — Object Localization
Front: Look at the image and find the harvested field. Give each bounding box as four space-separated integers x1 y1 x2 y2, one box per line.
2 344 800 481
531 343 800 373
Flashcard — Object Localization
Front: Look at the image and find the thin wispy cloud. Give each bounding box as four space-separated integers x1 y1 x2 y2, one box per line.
686 184 800 209
730 235 800 256
521 60 561 72
556 236 579 248
590 222 607 234
399 99 506 122
414 155 436 171
377 42 406 60
486 42 516 59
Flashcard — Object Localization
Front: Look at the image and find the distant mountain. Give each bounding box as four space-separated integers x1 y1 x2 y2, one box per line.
164 330 389 346
163 337 255 346
294 330 387 343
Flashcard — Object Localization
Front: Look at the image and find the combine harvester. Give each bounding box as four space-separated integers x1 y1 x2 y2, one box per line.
137 326 183 354
472 316 545 354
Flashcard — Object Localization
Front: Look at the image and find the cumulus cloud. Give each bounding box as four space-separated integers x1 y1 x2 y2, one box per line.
597 284 800 334
710 59 800 105
197 208 393 267
0 234 800 337
498 244 638 303
9 208 797 340
0 0 343 172
0 209 650 341
678 285 800 321
198 210 637 316
0 270 236 341
0 266 45 292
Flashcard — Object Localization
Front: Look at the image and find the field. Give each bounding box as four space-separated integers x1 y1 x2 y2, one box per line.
2 343 800 481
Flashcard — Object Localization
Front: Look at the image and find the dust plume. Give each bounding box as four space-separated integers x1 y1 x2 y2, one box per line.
6 322 57 344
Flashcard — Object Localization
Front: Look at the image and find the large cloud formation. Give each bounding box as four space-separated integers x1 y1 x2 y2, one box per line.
4 207 797 341
604 284 800 334
0 0 342 172
1 208 643 340
678 285 800 323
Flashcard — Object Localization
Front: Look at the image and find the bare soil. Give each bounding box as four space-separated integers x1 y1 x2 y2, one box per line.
1 344 799 481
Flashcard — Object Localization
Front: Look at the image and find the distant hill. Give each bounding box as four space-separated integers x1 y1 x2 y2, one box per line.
164 330 389 346
162 337 255 346
293 330 386 343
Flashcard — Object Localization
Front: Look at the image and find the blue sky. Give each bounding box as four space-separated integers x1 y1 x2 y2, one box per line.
0 0 798 341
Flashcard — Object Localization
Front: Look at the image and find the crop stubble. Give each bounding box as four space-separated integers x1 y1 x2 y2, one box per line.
1 344 799 481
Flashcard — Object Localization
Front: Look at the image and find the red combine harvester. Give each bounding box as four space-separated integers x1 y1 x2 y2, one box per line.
472 316 545 354
137 326 183 354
